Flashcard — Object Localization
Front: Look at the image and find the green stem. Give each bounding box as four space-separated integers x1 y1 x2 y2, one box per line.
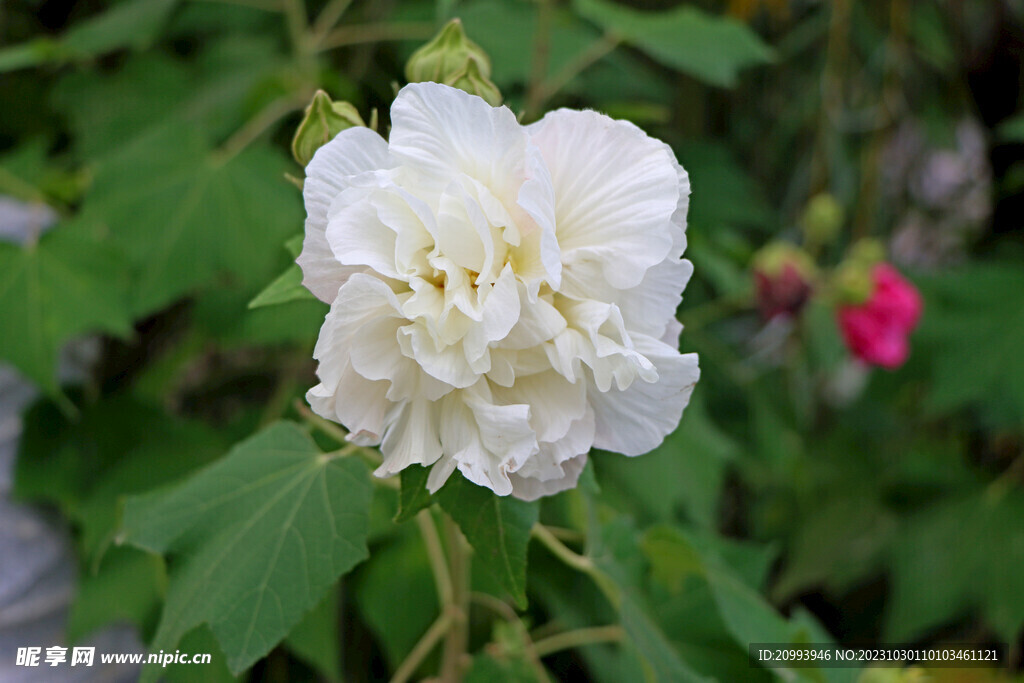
532 625 625 658
471 593 551 682
418 510 454 607
440 514 470 681
311 0 354 47
532 524 622 608
283 0 311 56
525 32 621 120
524 0 553 120
294 398 348 444
390 612 453 683
531 524 593 574
317 21 436 51
214 95 307 166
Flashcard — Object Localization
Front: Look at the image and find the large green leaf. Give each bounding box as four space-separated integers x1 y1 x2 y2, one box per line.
573 0 774 87
52 38 288 160
15 394 228 564
915 265 1024 424
641 525 844 682
0 220 132 392
67 546 165 642
0 0 177 73
81 125 301 315
120 421 373 677
588 520 711 683
437 473 539 609
886 490 1024 643
394 465 435 523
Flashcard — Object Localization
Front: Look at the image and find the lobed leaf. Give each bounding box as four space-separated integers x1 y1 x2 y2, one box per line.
121 421 372 677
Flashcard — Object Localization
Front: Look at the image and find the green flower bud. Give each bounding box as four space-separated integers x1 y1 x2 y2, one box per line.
800 193 844 246
405 18 494 85
444 57 502 106
291 90 366 168
848 238 885 267
751 241 816 280
832 260 875 305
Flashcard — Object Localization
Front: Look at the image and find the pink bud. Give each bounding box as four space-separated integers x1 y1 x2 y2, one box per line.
836 263 922 369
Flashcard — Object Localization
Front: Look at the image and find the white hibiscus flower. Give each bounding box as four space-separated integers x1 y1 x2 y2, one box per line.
300 82 699 501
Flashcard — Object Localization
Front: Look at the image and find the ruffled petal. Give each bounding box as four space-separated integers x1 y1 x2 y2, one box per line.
389 82 526 204
589 335 699 456
377 399 443 476
527 109 679 290
299 127 391 302
509 454 588 502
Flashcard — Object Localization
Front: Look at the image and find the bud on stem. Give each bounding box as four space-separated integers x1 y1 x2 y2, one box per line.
291 90 366 168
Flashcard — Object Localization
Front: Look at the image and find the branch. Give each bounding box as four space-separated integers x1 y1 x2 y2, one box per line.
532 625 625 658
390 612 453 683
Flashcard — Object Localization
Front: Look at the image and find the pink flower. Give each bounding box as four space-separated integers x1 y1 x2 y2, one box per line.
837 263 922 369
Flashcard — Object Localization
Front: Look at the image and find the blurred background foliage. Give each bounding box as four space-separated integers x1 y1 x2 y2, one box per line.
2 0 1024 681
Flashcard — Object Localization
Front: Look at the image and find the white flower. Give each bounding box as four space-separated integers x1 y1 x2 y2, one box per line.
300 82 699 500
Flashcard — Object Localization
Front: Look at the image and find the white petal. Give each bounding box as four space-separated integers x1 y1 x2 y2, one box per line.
491 370 586 443
499 286 565 350
509 454 588 502
513 144 562 294
590 336 700 456
377 399 443 476
299 127 390 302
462 264 521 363
389 82 526 204
306 359 391 446
614 257 693 340
398 320 480 388
325 183 399 279
527 109 679 290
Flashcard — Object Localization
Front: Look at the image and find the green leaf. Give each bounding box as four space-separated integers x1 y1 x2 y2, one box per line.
466 652 542 682
81 125 301 315
163 626 238 683
588 521 711 683
0 220 132 392
285 587 341 682
248 263 312 309
915 265 1024 423
68 546 165 642
196 286 325 345
52 55 193 160
573 0 774 87
773 491 896 601
120 421 373 677
15 394 228 564
62 0 178 56
0 0 177 73
394 465 435 523
886 490 1024 642
437 473 539 609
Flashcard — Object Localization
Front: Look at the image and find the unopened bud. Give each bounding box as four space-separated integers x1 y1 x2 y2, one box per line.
800 193 844 246
405 19 501 104
848 238 885 267
832 261 874 305
444 57 502 106
292 90 366 168
751 242 816 319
